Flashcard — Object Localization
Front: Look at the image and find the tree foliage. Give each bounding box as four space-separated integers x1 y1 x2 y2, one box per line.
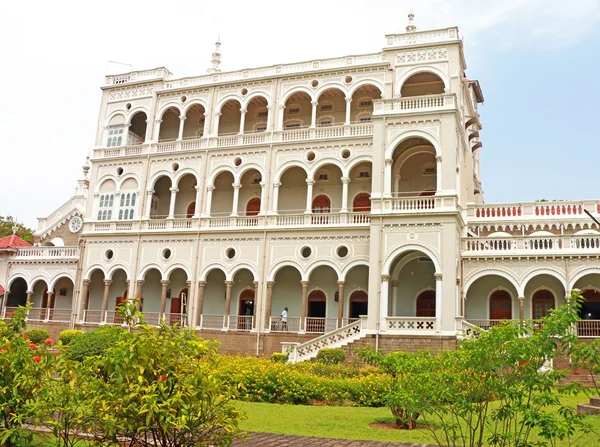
0 216 34 244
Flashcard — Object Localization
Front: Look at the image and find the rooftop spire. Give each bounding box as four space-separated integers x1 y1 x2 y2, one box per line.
207 35 222 73
405 10 417 33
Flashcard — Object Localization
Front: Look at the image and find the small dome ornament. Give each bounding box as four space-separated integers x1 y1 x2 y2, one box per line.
406 11 417 33
82 157 91 178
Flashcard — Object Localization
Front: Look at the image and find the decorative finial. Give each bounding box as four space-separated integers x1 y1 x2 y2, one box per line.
82 156 90 177
12 225 18 235
406 10 417 33
207 35 222 73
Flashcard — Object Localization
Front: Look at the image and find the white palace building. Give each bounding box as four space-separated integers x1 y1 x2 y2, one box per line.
2 16 600 359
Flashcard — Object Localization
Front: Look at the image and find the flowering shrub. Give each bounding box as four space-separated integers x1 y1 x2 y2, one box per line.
316 347 346 364
211 355 390 406
270 352 288 363
24 328 49 344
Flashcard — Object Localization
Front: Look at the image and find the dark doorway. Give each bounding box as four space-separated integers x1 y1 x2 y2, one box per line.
349 290 368 319
580 289 600 320
490 290 512 320
416 290 436 317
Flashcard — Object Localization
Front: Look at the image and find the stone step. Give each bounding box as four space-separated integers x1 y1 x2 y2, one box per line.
590 396 600 407
577 403 600 415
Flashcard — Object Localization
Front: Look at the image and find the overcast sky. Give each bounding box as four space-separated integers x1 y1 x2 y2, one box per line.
1 0 599 228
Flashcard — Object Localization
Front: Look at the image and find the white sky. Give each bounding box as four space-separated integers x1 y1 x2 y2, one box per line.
1 0 599 228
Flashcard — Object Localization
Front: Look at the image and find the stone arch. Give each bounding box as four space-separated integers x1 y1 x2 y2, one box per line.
199 263 229 282
569 267 600 290
345 156 373 177
309 158 346 180
235 163 265 183
268 260 304 282
174 168 200 186
348 79 385 97
230 263 259 282
306 260 343 282
386 130 441 160
280 86 315 105
149 171 176 189
95 175 119 194
314 83 348 101
138 263 165 281
396 66 449 96
163 263 191 280
341 259 370 279
30 276 50 291
464 268 520 295
48 273 76 290
182 99 208 115
273 161 310 183
125 107 150 125
84 265 107 281
521 268 567 295
104 111 127 127
243 92 271 108
207 166 237 187
117 174 141 191
157 103 183 119
382 243 442 276
105 264 130 281
215 94 244 113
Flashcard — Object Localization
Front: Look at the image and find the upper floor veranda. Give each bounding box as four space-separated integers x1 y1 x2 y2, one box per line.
93 25 482 161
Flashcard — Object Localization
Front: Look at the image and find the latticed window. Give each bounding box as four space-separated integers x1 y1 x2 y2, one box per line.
97 194 114 220
106 126 125 147
118 192 137 220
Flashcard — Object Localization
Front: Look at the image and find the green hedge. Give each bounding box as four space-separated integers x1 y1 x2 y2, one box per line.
270 352 289 363
66 326 125 362
58 329 83 346
24 328 50 344
211 355 390 406
316 348 346 364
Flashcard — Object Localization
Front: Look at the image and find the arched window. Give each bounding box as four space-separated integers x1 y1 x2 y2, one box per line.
312 195 331 214
118 210 123 220
120 195 125 207
246 198 261 216
131 193 136 206
98 194 114 221
416 290 436 317
532 290 554 319
186 202 196 218
353 193 371 212
118 192 137 220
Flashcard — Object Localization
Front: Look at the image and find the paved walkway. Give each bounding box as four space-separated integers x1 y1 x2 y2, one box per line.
232 432 431 446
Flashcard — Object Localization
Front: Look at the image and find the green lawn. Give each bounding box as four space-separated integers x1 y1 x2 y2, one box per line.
237 395 600 445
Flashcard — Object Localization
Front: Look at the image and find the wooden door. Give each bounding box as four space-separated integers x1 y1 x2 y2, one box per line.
416 290 436 317
307 290 326 332
246 198 261 216
186 202 196 218
312 195 331 213
352 193 371 212
490 290 512 320
238 289 255 330
532 290 554 319
581 289 600 320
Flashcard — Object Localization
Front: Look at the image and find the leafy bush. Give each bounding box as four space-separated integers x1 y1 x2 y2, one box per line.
58 329 83 346
271 352 288 363
65 326 125 362
211 355 389 406
316 348 345 365
24 328 50 344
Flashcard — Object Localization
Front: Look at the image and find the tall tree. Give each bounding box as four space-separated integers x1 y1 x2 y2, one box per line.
0 216 34 244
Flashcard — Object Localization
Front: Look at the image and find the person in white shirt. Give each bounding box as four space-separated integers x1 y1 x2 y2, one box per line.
281 307 288 331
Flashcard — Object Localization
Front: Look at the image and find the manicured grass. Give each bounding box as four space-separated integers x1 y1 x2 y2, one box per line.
238 395 600 445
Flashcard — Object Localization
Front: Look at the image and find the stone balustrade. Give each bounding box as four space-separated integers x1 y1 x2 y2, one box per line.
462 234 600 255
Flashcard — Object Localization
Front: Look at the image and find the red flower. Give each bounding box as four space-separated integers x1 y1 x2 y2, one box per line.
157 375 167 382
28 343 37 350
44 338 53 345
6 312 13 317
33 356 41 363
0 350 5 354
23 334 29 340
53 351 60 356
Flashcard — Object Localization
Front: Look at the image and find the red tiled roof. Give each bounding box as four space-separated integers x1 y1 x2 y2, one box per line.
0 234 32 249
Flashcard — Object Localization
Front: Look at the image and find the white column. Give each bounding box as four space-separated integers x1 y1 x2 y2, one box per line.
380 275 390 331
259 182 267 215
93 193 100 219
305 179 315 214
310 101 318 128
272 182 281 214
344 97 352 125
202 113 210 137
266 105 274 131
213 112 221 136
435 155 442 192
144 118 152 142
435 273 442 332
238 108 247 134
177 115 186 140
391 280 398 316
384 159 393 198
193 186 202 218
167 187 178 219
153 119 162 141
231 183 241 216
144 189 154 219
341 177 350 213
203 186 215 217
277 105 285 130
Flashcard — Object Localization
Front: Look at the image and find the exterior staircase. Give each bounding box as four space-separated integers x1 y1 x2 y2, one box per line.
283 317 368 363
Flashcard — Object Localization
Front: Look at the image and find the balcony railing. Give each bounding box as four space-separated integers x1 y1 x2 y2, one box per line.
228 315 254 331
1 307 72 323
462 235 600 255
92 123 374 159
373 94 455 115
13 246 80 259
385 317 438 333
467 201 599 221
